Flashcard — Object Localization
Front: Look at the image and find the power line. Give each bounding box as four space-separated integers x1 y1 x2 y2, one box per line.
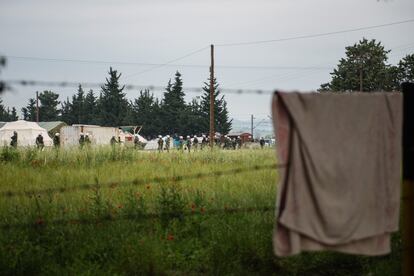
124 46 210 79
216 19 414 47
5 55 332 70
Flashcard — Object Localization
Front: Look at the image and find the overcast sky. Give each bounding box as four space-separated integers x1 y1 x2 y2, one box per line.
1 0 413 121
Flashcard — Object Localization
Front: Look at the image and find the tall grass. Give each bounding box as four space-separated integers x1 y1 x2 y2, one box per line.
0 146 402 275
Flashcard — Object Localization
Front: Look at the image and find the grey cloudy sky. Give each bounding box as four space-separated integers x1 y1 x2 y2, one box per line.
1 0 413 121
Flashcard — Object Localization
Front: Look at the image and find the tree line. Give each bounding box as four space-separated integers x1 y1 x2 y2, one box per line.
1 68 232 137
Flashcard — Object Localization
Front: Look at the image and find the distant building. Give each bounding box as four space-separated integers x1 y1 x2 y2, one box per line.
38 121 67 137
227 132 252 143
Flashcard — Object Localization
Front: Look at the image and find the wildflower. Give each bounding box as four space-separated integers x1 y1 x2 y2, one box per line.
200 207 205 213
135 192 141 198
146 185 151 190
35 218 45 226
118 204 123 209
167 234 174 241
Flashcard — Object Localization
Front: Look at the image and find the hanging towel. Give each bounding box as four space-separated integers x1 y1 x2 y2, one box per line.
272 91 402 256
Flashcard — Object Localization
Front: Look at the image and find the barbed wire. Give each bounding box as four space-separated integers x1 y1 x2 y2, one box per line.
1 163 286 198
5 79 274 95
0 206 275 230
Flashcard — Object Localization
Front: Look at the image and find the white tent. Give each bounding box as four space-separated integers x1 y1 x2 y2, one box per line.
0 120 53 147
144 136 172 150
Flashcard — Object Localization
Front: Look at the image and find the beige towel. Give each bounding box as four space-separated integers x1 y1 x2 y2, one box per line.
272 91 402 256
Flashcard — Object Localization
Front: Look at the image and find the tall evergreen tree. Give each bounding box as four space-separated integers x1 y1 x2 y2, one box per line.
60 97 73 124
38 90 60 121
200 77 232 135
131 89 161 137
97 67 130 126
83 89 97 124
71 85 85 124
22 98 37 121
160 72 187 135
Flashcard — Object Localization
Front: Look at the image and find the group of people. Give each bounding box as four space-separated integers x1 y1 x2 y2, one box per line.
9 131 61 149
156 134 244 152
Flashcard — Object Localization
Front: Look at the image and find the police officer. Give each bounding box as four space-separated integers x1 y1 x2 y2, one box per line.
10 131 18 148
79 133 85 148
85 134 91 147
157 135 164 152
193 135 199 150
178 136 184 151
53 133 60 148
201 134 207 150
165 135 171 152
186 135 192 152
236 136 242 149
110 136 117 146
36 133 44 150
260 137 265 149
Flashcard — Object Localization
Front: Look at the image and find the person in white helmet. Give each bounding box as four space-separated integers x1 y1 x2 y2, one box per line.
260 137 265 149
186 135 192 152
165 135 171 152
79 133 85 148
157 135 164 152
53 133 60 148
201 134 207 150
178 136 184 151
193 135 199 150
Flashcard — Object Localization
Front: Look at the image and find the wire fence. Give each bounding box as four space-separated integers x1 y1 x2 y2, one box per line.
1 163 286 198
4 79 275 95
0 206 275 230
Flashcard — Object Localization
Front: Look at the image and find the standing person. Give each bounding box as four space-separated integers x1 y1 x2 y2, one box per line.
260 137 265 149
85 134 92 147
236 136 242 150
201 135 207 150
157 135 164 152
110 136 117 146
165 135 171 152
53 133 60 148
193 135 199 151
178 136 184 151
186 135 192 152
79 133 85 148
36 134 44 150
10 131 18 148
134 134 141 149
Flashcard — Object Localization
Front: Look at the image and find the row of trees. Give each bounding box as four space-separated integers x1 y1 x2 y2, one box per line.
320 38 414 91
12 68 232 137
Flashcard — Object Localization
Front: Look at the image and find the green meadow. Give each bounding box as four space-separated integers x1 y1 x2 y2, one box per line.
0 147 402 275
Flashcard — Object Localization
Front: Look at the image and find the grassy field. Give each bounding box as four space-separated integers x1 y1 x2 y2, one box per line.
0 146 402 275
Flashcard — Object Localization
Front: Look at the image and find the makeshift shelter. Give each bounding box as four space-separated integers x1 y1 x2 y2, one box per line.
38 121 67 136
0 120 53 147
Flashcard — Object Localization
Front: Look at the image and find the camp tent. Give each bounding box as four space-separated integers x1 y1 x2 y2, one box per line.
0 120 53 147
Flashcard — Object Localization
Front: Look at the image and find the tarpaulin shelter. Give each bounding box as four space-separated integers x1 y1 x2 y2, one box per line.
0 120 53 147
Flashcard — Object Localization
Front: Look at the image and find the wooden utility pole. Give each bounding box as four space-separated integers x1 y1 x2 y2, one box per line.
36 91 39 123
209 44 214 148
359 65 363 92
251 114 254 141
402 82 414 276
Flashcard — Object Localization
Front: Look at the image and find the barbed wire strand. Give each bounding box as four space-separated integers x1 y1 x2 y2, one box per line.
0 206 275 230
1 163 286 198
5 79 275 95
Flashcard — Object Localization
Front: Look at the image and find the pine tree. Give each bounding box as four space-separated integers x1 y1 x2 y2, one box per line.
22 98 37 121
9 107 18 121
97 67 130 126
83 89 97 124
200 77 232 135
160 72 187 135
71 85 85 124
60 97 73 124
38 90 60 121
131 89 161 136
398 54 414 83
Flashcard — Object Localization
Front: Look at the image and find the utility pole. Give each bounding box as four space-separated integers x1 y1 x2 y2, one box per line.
36 91 39 123
209 44 214 148
402 82 414 276
359 63 363 92
251 114 254 141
